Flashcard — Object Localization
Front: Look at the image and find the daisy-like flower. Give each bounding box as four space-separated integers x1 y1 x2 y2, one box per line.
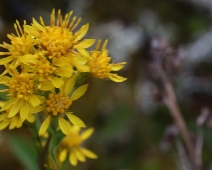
32 54 73 90
39 74 88 136
0 72 42 121
24 9 95 72
0 101 43 130
0 20 38 69
78 40 127 82
58 125 97 166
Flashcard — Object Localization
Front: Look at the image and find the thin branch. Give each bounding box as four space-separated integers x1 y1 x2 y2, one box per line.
176 139 192 170
150 43 200 169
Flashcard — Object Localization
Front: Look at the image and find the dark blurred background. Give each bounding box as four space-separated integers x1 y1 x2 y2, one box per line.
1 0 212 170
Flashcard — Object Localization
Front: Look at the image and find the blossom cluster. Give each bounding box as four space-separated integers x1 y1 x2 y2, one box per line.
0 9 126 167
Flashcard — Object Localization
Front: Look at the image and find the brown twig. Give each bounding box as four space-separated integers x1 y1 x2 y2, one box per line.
160 69 197 169
150 37 201 169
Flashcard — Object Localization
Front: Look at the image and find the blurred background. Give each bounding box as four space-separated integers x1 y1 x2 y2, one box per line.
0 0 212 170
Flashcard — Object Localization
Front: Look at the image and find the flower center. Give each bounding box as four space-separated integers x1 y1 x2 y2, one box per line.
9 35 34 56
9 73 35 99
46 93 72 116
40 26 74 58
61 131 82 148
88 51 112 79
36 59 57 80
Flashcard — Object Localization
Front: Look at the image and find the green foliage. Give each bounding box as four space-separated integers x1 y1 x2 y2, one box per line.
49 130 65 168
0 84 8 101
7 135 38 170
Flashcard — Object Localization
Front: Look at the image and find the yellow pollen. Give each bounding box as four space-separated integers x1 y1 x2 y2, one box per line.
36 59 57 79
88 51 112 79
46 93 72 116
9 74 35 99
39 26 74 58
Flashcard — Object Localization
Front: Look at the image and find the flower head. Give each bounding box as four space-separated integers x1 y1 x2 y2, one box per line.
32 55 73 90
39 74 88 136
0 20 37 69
58 125 97 166
24 9 95 72
0 72 42 121
0 100 42 130
79 40 127 82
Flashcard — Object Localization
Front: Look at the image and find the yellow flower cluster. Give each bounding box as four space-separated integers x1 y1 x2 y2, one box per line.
58 125 97 166
0 9 126 167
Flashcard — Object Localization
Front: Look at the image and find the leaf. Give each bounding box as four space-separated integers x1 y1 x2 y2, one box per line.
7 135 38 170
0 84 8 101
49 130 66 168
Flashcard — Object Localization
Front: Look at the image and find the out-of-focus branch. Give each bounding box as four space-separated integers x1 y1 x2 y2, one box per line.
160 68 197 169
150 37 201 170
176 139 192 170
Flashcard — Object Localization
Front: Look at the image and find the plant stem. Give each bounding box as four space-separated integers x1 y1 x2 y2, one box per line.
155 63 200 170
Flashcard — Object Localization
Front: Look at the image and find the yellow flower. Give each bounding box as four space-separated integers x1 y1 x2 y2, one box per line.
39 74 88 136
58 125 97 166
0 20 38 68
32 55 73 89
24 9 95 72
0 101 43 130
0 72 42 121
79 40 127 82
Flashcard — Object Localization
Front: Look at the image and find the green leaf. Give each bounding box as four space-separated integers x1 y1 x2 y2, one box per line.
7 135 38 170
49 130 66 168
0 84 8 101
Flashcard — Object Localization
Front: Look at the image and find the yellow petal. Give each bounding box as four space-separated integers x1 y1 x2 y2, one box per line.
63 74 76 96
20 100 29 121
75 149 86 162
50 77 64 88
109 74 127 82
71 84 88 101
74 23 89 41
69 151 78 166
26 114 35 123
9 118 17 130
80 147 98 159
59 149 68 162
66 112 85 127
18 54 38 65
0 97 16 111
29 94 41 107
53 57 70 66
39 115 51 136
0 75 11 83
0 121 9 130
0 100 6 107
111 62 126 71
80 128 94 140
32 18 45 31
75 39 95 49
0 114 7 121
0 56 13 65
59 117 71 135
72 61 90 72
39 80 54 91
77 49 90 57
56 67 73 78
7 99 22 118
16 118 23 128
73 57 88 65
24 25 40 37
31 105 45 113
